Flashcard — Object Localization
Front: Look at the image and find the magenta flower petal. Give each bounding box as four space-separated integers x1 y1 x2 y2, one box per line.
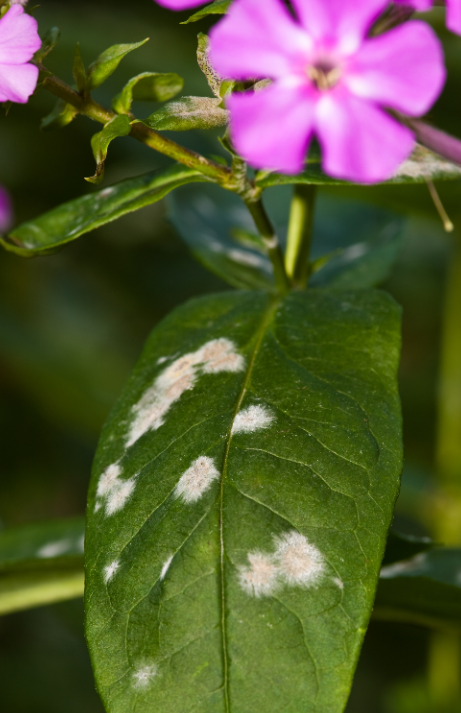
228 84 316 174
347 20 445 116
0 185 13 233
210 0 310 81
291 0 388 51
315 92 415 183
0 62 39 103
0 5 41 65
447 0 461 35
393 0 433 9
154 0 207 7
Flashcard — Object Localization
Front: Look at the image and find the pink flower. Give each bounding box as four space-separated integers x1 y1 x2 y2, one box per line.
0 5 41 104
153 0 208 8
0 186 13 232
209 0 445 183
395 0 461 36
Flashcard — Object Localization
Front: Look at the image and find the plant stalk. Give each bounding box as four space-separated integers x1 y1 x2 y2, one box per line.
245 198 290 295
285 185 316 288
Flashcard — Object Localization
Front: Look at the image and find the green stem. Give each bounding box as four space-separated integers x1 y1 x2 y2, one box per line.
285 185 317 288
39 65 233 186
245 198 290 295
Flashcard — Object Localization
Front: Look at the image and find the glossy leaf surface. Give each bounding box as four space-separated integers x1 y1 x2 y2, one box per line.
0 517 85 615
183 0 232 24
0 165 206 257
112 72 184 115
86 115 132 185
375 548 461 631
87 40 149 92
256 147 461 189
141 97 228 132
85 289 402 713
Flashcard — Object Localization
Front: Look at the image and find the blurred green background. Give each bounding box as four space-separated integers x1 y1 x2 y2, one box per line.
0 2 460 711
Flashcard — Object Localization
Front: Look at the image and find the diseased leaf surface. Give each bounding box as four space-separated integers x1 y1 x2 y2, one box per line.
375 548 461 631
141 97 228 132
0 165 205 257
85 289 402 713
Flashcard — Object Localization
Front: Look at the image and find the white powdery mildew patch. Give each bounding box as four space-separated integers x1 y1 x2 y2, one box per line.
238 552 280 598
274 531 325 587
127 338 245 447
333 577 344 590
232 404 274 435
174 456 220 504
95 462 137 517
104 560 120 584
37 539 73 559
239 530 326 598
132 664 158 689
160 555 173 580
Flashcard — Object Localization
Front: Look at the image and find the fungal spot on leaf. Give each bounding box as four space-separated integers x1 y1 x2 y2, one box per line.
274 531 325 587
238 552 280 598
105 477 136 516
127 338 245 447
333 577 344 590
132 664 158 689
97 463 122 497
174 456 220 503
232 404 274 434
104 560 120 583
160 555 173 580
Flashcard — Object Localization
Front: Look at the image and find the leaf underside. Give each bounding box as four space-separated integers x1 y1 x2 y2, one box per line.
85 289 402 713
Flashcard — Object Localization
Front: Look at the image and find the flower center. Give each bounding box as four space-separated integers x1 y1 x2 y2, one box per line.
307 60 342 91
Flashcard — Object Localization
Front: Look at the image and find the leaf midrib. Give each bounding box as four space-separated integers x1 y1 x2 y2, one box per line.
218 294 280 713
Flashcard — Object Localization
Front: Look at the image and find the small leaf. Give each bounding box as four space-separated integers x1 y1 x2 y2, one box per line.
34 26 60 63
197 33 231 100
0 164 206 257
0 517 85 615
168 184 275 289
256 145 461 188
112 72 184 115
85 115 132 185
41 99 78 131
182 0 232 23
375 548 461 631
85 288 402 713
87 39 149 92
73 43 87 93
140 96 228 132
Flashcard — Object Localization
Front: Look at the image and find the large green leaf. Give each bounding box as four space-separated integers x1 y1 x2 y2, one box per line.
0 165 206 257
85 288 402 713
0 517 85 615
256 146 461 188
374 548 461 631
112 72 184 115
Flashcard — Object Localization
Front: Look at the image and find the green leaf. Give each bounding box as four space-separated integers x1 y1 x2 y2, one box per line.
73 43 87 92
85 288 402 713
182 0 232 24
34 26 60 63
256 146 461 188
86 39 149 92
85 115 132 185
382 530 435 567
310 224 405 289
40 99 78 131
375 548 461 631
0 164 206 257
0 517 85 615
112 72 184 115
168 184 275 290
140 96 228 132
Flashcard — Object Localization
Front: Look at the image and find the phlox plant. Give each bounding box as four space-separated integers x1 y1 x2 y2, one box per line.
2 0 461 712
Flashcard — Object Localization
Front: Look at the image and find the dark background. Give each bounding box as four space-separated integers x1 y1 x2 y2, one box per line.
0 2 460 711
